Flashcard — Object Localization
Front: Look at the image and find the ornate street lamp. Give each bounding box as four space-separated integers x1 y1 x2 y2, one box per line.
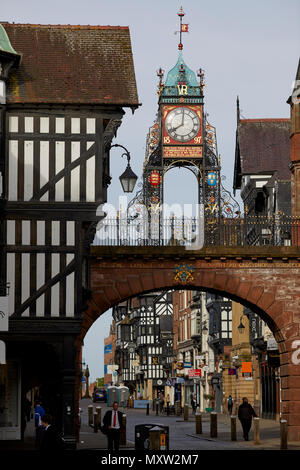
111 144 138 193
238 315 246 334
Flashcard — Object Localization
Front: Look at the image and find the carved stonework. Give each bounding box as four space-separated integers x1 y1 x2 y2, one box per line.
103 118 122 149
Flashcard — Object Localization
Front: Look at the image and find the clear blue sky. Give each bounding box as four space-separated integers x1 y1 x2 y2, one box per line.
2 0 299 380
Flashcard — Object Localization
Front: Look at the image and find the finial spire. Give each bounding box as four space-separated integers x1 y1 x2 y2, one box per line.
237 95 240 125
177 7 188 50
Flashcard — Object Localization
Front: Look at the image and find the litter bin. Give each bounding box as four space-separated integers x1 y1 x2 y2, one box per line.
135 423 169 450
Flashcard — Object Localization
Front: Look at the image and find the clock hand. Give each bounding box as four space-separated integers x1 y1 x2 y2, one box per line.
170 123 183 132
181 109 184 126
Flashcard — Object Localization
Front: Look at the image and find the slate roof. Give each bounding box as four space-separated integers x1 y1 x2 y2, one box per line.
234 118 290 190
1 23 139 107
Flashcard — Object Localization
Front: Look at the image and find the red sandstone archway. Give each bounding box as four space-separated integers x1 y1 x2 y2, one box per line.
79 246 300 441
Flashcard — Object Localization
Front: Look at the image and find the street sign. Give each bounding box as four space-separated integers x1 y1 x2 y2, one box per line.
160 433 166 450
184 362 192 368
104 343 112 354
188 369 202 377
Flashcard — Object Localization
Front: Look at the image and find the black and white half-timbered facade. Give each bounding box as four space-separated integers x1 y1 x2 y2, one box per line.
0 23 139 445
113 291 173 400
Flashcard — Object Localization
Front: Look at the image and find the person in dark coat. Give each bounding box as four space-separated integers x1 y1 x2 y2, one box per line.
39 414 64 451
227 395 233 415
103 402 124 451
238 397 257 440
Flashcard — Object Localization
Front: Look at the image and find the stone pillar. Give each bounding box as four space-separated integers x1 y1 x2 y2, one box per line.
279 338 300 442
184 404 189 421
210 412 217 438
93 411 99 433
231 415 237 441
280 420 288 450
120 414 126 445
195 412 202 434
253 417 260 445
88 405 93 426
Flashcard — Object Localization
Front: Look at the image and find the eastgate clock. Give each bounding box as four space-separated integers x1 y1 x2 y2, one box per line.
165 106 200 142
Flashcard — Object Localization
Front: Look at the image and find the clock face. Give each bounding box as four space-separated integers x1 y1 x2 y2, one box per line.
165 107 200 142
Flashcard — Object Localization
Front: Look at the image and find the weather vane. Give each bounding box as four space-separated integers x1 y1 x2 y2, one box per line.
175 6 189 50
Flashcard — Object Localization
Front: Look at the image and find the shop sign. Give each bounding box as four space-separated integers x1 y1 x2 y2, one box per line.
176 378 185 384
267 337 278 351
211 377 219 385
104 343 112 354
184 362 192 368
241 362 252 373
188 369 202 377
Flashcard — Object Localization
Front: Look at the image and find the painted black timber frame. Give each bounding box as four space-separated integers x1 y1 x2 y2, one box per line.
0 103 126 448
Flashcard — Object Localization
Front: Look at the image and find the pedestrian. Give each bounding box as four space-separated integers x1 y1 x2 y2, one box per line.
34 401 45 448
238 397 257 441
38 414 64 451
191 393 196 413
158 392 165 414
102 401 124 451
34 401 45 427
166 394 171 415
227 395 233 415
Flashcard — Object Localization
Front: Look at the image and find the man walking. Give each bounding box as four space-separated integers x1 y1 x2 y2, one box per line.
227 395 233 415
238 397 257 441
103 401 124 451
38 414 64 451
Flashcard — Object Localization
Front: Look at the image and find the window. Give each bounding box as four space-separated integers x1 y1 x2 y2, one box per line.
221 309 232 339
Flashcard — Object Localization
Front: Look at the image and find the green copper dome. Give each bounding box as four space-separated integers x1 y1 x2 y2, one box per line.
165 52 198 87
0 24 18 55
161 51 201 99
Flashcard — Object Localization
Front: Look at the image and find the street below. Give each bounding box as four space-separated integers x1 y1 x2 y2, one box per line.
77 399 300 451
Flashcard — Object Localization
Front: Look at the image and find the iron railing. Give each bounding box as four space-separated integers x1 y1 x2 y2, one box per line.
93 216 300 247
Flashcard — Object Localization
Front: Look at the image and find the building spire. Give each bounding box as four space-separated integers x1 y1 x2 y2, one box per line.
177 7 188 51
237 95 240 125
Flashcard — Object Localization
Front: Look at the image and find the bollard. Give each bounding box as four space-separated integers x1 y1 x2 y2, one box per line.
88 405 93 426
184 404 189 421
254 417 260 445
231 415 237 441
210 412 217 438
96 406 101 430
93 411 99 433
120 414 126 445
156 402 159 416
167 403 170 416
176 402 182 416
146 403 149 415
195 412 202 434
280 420 288 450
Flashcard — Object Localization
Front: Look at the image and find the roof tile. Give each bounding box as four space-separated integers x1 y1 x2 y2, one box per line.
2 23 139 106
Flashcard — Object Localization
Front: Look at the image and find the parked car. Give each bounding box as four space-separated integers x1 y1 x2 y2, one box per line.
92 387 107 403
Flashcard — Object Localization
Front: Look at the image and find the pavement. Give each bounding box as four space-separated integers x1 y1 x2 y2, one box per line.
1 399 300 452
78 398 300 451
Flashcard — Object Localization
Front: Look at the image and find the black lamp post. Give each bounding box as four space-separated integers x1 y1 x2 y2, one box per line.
110 144 138 193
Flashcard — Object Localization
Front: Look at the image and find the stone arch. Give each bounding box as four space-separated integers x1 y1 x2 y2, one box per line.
78 252 300 441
